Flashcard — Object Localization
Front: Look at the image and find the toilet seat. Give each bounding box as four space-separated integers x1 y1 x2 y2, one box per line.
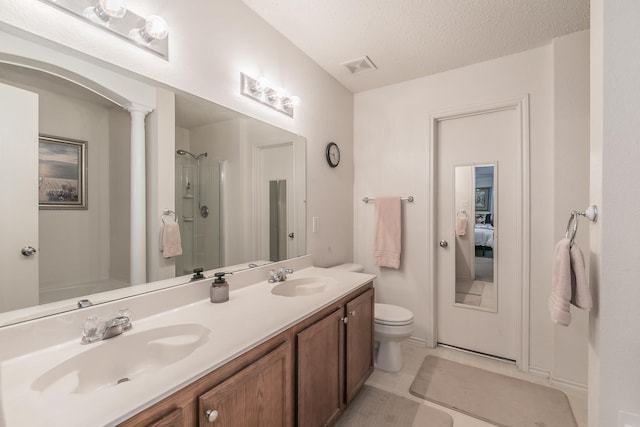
374 303 413 326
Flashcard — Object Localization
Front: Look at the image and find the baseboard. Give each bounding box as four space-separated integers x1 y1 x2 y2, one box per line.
407 336 427 346
528 366 588 392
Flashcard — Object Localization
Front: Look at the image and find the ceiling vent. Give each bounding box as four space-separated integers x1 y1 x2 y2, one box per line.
342 56 377 74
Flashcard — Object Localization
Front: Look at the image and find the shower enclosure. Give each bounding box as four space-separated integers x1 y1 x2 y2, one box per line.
175 150 223 275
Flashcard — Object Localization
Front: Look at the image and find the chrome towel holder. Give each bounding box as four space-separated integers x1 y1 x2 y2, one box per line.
362 196 414 204
162 209 178 224
565 205 597 246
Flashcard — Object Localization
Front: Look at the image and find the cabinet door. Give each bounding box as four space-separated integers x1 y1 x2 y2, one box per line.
198 341 291 427
297 308 344 427
345 288 374 403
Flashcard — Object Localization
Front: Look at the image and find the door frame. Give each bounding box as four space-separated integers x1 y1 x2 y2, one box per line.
427 95 530 370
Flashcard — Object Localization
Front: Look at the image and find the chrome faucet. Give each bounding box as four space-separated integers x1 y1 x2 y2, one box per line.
268 268 294 283
81 308 132 344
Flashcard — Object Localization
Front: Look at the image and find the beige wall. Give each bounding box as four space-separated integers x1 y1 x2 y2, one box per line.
354 32 590 386
37 90 112 291
551 31 591 388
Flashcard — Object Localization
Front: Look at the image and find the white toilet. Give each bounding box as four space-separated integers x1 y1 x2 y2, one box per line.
373 303 413 372
329 263 415 373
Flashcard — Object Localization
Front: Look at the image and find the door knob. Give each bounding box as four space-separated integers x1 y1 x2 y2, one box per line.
439 240 448 248
288 232 295 239
21 246 37 256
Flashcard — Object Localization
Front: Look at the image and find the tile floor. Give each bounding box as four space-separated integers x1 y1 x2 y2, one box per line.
364 341 588 427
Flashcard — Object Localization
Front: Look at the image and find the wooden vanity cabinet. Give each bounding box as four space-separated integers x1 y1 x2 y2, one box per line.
297 308 345 426
296 285 374 426
119 282 373 427
117 333 294 427
344 288 375 404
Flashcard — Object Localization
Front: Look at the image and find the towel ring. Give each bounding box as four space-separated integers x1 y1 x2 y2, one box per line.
565 212 579 246
162 209 178 224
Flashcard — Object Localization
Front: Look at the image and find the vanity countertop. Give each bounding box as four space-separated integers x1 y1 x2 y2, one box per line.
0 259 375 427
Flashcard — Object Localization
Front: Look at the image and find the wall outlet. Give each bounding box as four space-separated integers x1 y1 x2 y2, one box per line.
312 216 319 233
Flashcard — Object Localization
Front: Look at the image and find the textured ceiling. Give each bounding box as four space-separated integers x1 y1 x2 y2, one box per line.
241 0 590 93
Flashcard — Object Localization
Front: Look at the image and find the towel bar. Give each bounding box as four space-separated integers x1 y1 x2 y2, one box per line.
362 196 414 204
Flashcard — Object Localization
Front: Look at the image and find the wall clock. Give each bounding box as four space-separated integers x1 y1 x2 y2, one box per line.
325 142 340 168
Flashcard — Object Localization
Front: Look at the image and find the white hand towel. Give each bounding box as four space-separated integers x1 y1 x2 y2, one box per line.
549 238 572 326
456 216 467 236
373 197 402 269
570 243 592 311
548 237 592 326
160 222 183 258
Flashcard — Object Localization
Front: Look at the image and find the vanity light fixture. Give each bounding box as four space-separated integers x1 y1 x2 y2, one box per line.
83 0 127 24
240 73 301 118
39 0 169 59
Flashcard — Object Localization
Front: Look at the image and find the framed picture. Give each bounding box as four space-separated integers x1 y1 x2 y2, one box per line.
38 135 88 210
475 187 491 211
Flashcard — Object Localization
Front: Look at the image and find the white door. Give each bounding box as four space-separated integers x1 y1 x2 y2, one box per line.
0 82 40 312
256 142 294 261
435 105 522 361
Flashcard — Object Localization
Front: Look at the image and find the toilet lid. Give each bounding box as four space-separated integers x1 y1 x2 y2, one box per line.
374 303 413 326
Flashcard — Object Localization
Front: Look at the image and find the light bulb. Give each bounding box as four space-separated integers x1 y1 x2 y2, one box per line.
83 0 127 24
99 0 127 18
129 15 169 44
288 96 301 107
143 15 168 40
255 77 269 92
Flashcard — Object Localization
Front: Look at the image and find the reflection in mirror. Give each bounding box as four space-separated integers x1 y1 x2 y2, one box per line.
0 59 306 327
269 180 287 261
454 164 496 311
175 151 223 275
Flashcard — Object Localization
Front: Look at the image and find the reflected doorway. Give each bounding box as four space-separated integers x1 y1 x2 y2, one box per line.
454 164 496 311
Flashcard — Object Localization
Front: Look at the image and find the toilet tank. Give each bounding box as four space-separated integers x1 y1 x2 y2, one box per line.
329 263 364 273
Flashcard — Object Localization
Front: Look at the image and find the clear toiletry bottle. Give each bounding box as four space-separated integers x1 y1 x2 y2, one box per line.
210 272 230 303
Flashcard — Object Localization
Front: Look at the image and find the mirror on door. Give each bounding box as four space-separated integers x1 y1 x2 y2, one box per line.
454 163 497 311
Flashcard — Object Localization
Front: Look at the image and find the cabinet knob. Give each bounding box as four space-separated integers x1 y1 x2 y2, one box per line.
206 409 219 423
342 316 349 324
349 310 356 317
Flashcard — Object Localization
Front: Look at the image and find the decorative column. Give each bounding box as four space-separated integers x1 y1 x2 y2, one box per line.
126 104 152 285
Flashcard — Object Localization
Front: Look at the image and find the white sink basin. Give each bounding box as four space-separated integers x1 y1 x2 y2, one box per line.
271 277 330 297
31 323 210 395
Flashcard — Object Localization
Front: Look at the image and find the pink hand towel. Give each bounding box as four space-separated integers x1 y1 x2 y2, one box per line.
456 216 467 236
160 222 183 258
373 197 402 269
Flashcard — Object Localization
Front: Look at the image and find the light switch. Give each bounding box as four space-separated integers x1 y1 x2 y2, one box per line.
312 216 319 233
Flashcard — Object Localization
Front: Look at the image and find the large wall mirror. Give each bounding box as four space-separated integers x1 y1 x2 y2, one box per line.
454 163 496 311
0 35 306 327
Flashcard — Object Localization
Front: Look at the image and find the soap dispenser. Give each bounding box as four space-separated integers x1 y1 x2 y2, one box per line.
210 272 231 303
